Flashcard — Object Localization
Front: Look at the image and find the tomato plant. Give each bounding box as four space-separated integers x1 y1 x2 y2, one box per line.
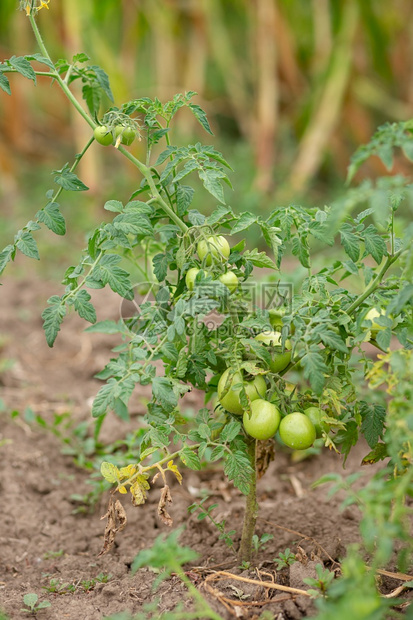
114 124 136 146
2 4 413 600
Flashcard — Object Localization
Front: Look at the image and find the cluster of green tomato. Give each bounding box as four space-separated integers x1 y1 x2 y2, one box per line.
93 123 137 147
185 235 324 450
185 236 239 294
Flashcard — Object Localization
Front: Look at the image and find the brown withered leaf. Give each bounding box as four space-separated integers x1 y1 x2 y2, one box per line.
158 485 173 526
256 439 275 479
98 497 127 557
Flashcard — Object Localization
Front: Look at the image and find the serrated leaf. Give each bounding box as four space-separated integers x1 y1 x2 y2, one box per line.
387 283 413 315
375 328 392 351
41 296 66 347
119 464 137 479
85 320 122 334
180 445 201 470
188 103 213 135
340 225 360 262
112 213 153 236
176 184 194 216
208 205 232 225
16 232 39 260
95 255 134 299
362 225 387 264
53 164 89 192
73 289 96 324
220 420 241 443
0 71 11 95
82 83 101 115
0 244 15 274
318 329 348 353
231 212 257 234
90 64 114 101
36 202 66 235
198 169 226 204
130 475 150 506
92 380 118 417
152 377 178 411
360 402 386 449
101 461 120 483
9 55 36 82
224 450 253 495
153 253 169 282
188 209 206 226
210 445 226 462
335 421 359 465
292 236 310 268
243 249 277 269
300 350 328 395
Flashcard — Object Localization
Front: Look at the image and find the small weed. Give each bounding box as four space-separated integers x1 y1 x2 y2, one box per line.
188 498 236 554
42 549 64 560
303 564 335 598
252 532 273 554
273 547 296 570
21 593 51 614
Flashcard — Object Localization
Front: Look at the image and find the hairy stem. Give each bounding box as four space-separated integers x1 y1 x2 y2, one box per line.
238 438 258 563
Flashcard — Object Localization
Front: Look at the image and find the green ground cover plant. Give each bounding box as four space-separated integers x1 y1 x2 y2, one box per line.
1 1 413 616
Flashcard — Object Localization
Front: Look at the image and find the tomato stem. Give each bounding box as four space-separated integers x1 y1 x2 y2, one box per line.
238 438 258 563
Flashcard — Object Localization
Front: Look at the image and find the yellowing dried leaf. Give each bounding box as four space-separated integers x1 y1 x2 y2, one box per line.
101 461 120 484
119 464 137 480
118 485 128 494
167 460 183 485
98 497 127 557
130 474 150 507
158 485 173 526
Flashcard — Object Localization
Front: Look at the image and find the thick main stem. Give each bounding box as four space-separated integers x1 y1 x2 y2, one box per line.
238 438 258 563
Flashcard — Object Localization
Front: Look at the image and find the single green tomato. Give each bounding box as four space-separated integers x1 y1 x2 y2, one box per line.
218 271 238 293
304 406 328 439
197 236 230 266
243 399 281 440
114 125 136 146
185 267 202 291
94 125 113 146
217 368 266 415
279 411 316 450
365 307 386 338
255 330 292 373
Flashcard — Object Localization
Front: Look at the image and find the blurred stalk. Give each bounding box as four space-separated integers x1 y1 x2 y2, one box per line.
254 0 279 193
201 0 251 138
144 0 177 102
286 0 359 195
61 0 100 194
311 0 332 74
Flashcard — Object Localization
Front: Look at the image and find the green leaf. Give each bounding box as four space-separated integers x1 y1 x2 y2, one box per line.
188 209 206 226
188 103 213 135
300 350 328 395
23 593 38 609
335 421 359 464
377 143 393 170
42 296 66 347
243 249 277 269
112 213 153 236
340 224 360 262
0 244 15 274
180 445 201 470
198 169 226 204
90 64 114 101
387 283 413 315
9 55 36 83
375 328 392 351
318 329 348 353
360 402 386 449
231 212 257 234
224 450 253 495
95 255 134 299
176 185 194 216
25 53 54 69
92 380 118 417
36 202 66 235
208 205 232 225
104 200 124 213
152 377 178 411
73 290 96 324
85 320 123 334
362 225 387 264
292 236 310 268
153 253 169 282
53 164 89 192
16 232 39 260
82 83 101 115
361 443 388 465
0 71 11 95
220 420 241 443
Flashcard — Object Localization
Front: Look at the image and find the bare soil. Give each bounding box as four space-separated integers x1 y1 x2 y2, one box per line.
0 277 399 620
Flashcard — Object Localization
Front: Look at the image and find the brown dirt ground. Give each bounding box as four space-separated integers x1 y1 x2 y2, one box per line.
0 277 406 620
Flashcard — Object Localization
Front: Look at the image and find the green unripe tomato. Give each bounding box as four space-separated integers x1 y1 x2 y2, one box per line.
217 368 266 415
268 309 295 335
279 411 316 449
94 125 113 146
255 330 292 373
304 406 328 438
197 236 230 266
218 271 238 293
365 308 386 338
114 125 136 146
243 399 281 440
185 267 201 291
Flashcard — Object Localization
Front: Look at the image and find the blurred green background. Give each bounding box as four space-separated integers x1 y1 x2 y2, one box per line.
1 0 413 275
